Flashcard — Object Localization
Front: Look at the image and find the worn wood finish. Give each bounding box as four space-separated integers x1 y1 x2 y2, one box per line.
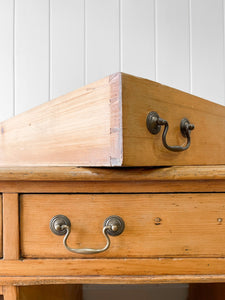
3 193 19 259
122 73 225 166
21 193 225 258
3 286 19 300
2 275 225 285
1 180 225 194
2 258 225 277
0 73 225 167
0 165 224 181
0 73 122 167
0 196 2 258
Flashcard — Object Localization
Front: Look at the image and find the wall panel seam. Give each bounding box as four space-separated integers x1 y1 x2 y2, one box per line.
188 0 192 94
84 0 87 85
119 0 122 72
49 0 51 101
13 0 16 116
223 0 225 105
154 0 157 81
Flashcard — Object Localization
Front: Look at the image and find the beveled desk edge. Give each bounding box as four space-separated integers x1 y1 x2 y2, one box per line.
0 165 224 181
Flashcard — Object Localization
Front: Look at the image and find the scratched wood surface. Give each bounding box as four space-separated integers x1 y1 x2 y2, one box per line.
0 73 225 167
122 73 225 166
0 73 122 167
0 165 224 181
21 193 225 258
0 196 2 258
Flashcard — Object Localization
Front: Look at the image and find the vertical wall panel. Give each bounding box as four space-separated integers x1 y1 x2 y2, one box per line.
0 0 14 122
156 0 190 92
15 0 49 114
50 0 84 99
191 0 224 105
86 0 119 84
121 0 155 80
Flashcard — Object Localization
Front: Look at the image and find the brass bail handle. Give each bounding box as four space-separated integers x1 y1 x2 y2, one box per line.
50 215 125 255
146 111 195 152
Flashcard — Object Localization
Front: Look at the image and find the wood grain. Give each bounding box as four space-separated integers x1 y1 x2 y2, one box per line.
3 286 19 300
0 165 223 181
0 73 122 166
1 73 225 167
122 73 225 166
2 258 225 276
0 180 224 194
0 196 2 257
1 275 225 285
21 193 225 258
3 194 19 259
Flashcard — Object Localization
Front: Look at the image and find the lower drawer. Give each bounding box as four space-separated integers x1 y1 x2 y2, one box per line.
20 193 225 258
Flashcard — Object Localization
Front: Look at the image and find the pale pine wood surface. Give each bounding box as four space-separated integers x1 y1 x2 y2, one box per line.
0 166 223 181
3 258 225 277
122 74 225 166
3 286 19 300
0 180 224 194
1 73 225 167
0 73 121 166
3 193 19 259
21 193 225 258
0 196 2 257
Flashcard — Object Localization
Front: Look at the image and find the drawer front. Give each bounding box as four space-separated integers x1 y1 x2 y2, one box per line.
20 193 225 258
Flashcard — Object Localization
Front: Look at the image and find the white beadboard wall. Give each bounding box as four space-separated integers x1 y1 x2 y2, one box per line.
0 0 225 123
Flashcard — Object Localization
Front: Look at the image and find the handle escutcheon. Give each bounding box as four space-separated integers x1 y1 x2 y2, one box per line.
50 215 125 255
146 111 195 152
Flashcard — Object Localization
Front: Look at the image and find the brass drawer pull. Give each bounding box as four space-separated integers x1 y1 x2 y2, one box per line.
50 215 125 254
146 111 195 152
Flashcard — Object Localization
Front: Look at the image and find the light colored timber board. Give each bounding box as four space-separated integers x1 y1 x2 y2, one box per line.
0 166 223 181
3 194 19 259
1 72 225 167
0 197 2 257
1 275 225 285
122 73 225 166
2 258 225 276
21 193 225 258
3 286 19 300
0 180 224 193
0 73 122 167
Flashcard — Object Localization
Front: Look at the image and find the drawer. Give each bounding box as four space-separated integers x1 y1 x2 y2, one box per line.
1 73 225 167
20 193 225 258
